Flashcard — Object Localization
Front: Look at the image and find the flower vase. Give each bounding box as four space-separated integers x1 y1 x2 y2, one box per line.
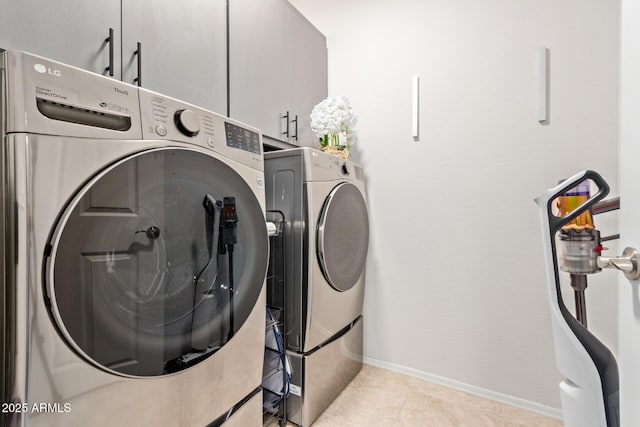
320 133 350 159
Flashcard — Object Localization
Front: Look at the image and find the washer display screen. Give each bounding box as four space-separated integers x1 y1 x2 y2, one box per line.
225 122 261 154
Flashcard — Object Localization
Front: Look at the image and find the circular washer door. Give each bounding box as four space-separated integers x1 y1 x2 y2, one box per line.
47 148 268 377
316 182 369 292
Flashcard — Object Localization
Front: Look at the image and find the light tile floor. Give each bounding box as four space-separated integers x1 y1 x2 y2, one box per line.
270 364 563 427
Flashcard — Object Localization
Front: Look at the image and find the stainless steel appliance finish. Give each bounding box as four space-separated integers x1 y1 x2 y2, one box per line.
286 316 363 427
222 390 264 427
264 148 368 353
264 147 369 426
1 51 267 426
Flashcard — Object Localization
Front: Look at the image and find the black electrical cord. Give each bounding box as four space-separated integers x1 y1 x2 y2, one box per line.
221 197 238 343
227 246 234 342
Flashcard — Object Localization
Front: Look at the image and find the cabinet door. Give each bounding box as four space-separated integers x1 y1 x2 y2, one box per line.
229 0 291 140
287 7 327 147
122 0 227 115
0 0 120 78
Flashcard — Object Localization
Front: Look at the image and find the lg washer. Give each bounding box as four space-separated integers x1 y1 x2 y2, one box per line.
1 51 268 426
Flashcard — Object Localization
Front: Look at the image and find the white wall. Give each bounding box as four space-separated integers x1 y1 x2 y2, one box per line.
290 0 620 412
618 0 640 424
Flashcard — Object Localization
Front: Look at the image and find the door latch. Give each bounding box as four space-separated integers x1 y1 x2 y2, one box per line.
597 247 640 280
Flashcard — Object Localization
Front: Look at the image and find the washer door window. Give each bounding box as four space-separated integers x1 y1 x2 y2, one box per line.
316 182 369 292
47 148 268 377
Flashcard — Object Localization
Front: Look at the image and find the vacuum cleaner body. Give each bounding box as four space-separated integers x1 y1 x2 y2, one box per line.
535 170 619 427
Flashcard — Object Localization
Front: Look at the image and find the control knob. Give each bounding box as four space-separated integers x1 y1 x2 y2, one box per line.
174 109 200 137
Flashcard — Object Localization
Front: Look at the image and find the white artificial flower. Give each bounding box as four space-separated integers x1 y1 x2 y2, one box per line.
309 96 357 145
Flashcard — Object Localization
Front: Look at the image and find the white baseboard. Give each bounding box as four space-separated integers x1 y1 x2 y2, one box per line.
362 356 563 420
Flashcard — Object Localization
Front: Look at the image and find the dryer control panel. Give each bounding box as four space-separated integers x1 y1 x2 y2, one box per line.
301 148 365 186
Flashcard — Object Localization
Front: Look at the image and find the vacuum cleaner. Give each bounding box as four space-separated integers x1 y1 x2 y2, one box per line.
535 170 637 427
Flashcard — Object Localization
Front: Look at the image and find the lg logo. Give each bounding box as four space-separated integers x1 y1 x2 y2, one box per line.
34 63 61 77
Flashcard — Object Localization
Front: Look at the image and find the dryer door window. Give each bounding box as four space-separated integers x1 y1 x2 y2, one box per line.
47 148 268 377
316 182 369 292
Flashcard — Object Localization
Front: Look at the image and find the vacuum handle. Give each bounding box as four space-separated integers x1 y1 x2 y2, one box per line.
546 170 610 233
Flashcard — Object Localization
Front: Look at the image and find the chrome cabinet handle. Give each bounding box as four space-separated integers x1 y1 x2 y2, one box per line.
281 111 290 138
104 28 114 77
133 42 142 86
291 114 298 141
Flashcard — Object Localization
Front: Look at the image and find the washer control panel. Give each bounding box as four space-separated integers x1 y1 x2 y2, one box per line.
138 88 263 169
174 109 200 137
4 50 143 139
224 122 261 154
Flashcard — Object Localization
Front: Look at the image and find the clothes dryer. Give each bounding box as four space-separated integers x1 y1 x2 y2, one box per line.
265 147 369 426
1 51 268 427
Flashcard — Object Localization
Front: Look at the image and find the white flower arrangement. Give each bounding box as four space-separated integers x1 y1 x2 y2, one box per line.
309 96 357 149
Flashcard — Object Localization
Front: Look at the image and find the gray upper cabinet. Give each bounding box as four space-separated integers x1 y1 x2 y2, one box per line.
0 0 323 127
0 0 120 78
287 7 328 148
229 0 290 140
229 0 327 147
0 0 226 115
122 0 227 115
